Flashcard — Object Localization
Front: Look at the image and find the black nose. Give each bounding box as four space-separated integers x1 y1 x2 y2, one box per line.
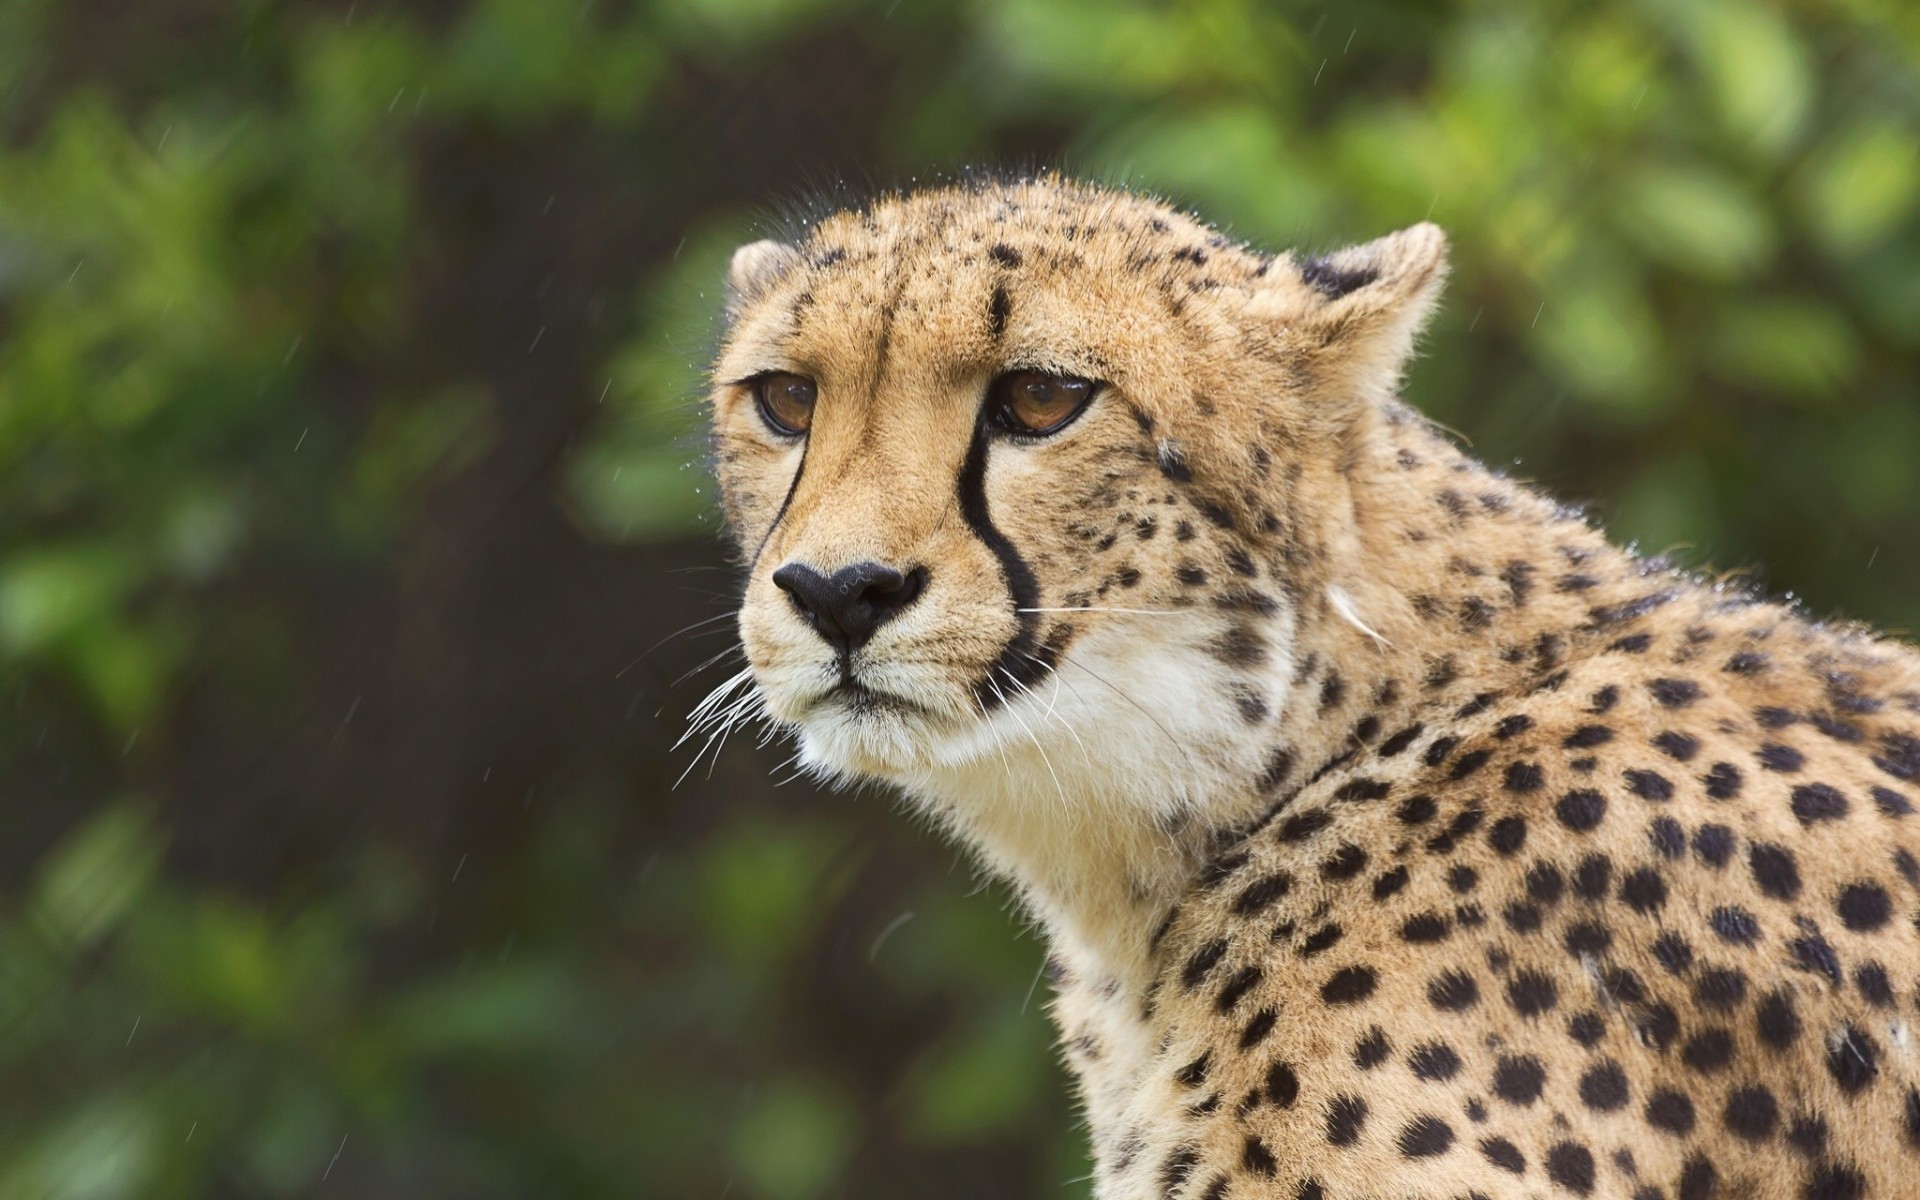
771 561 928 654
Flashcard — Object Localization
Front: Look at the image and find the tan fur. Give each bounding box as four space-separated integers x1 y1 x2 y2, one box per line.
706 176 1920 1199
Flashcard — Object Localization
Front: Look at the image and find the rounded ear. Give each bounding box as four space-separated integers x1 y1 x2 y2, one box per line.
726 239 801 317
1256 223 1451 415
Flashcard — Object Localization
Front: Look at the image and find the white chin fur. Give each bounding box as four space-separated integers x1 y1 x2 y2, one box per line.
783 613 1296 803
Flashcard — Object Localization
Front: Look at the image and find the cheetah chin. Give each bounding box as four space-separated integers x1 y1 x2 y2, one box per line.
705 174 1920 1200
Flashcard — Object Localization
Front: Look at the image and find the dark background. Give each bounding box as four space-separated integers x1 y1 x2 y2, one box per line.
3 1 1918 1196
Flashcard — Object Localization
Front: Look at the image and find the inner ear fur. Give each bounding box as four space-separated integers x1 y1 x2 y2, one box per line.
726 239 801 318
1257 222 1450 419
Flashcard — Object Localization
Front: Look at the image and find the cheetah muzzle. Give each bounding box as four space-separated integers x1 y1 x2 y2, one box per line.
703 175 1920 1200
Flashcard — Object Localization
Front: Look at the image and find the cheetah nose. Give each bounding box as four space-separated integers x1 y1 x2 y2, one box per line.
771 560 929 654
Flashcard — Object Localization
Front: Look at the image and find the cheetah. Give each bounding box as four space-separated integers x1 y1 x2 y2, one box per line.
702 175 1920 1199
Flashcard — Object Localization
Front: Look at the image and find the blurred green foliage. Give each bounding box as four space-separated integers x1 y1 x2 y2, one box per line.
1 0 1917 1196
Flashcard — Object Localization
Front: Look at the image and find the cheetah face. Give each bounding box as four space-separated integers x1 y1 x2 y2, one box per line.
708 179 1446 787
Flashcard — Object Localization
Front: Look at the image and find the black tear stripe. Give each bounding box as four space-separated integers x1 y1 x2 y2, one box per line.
748 438 810 575
957 415 1056 711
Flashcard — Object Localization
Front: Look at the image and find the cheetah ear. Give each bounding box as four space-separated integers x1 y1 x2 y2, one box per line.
726 239 801 316
1267 223 1450 415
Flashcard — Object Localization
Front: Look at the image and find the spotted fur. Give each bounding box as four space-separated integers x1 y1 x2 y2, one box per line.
706 176 1920 1199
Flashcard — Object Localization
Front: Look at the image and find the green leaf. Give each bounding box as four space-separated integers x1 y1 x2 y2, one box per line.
1800 120 1920 254
729 1076 854 1200
31 802 164 948
1615 162 1775 279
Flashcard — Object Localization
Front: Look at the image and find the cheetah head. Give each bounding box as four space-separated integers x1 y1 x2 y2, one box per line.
708 177 1447 797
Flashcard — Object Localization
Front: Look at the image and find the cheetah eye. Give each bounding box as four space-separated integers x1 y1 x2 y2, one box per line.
987 370 1096 437
749 371 816 437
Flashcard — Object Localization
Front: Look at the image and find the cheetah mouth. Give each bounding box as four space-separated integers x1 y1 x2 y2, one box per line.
809 677 929 718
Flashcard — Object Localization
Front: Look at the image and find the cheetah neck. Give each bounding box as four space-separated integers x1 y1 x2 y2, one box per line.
909 412 1650 1002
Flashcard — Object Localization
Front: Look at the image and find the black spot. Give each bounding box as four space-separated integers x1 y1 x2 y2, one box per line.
1238 1007 1277 1048
1874 731 1920 781
1448 865 1478 894
987 285 1011 336
1267 1061 1299 1107
1708 907 1760 945
1506 970 1558 1017
1324 1093 1368 1146
1479 1136 1525 1173
1487 815 1528 855
1705 761 1744 799
1574 854 1614 901
1758 742 1806 772
1491 1054 1545 1105
1298 923 1343 957
1620 866 1668 913
1625 769 1675 801
1654 731 1701 761
1677 1154 1717 1200
1545 1141 1596 1195
1757 705 1799 728
1396 1115 1455 1159
987 242 1022 267
1396 794 1438 825
1726 651 1769 674
1292 1182 1323 1200
1836 881 1892 931
1216 966 1264 1012
1790 782 1849 824
1334 777 1391 802
1502 762 1545 795
1352 1026 1390 1069
1422 736 1460 767
1257 748 1296 793
1429 970 1479 1011
1649 816 1686 859
1693 967 1748 1011
1527 862 1567 905
1175 1051 1212 1087
1495 713 1534 739
1681 1027 1735 1074
1557 789 1607 831
1645 1089 1695 1135
1277 809 1333 842
1448 748 1493 780
1320 844 1369 880
1408 1041 1461 1081
1611 632 1652 653
1803 1163 1865 1200
1565 724 1615 748
1503 903 1542 934
1567 1010 1606 1046
1649 678 1702 708
1401 912 1452 944
1180 939 1228 989
1875 786 1917 817
1379 724 1424 757
1578 1060 1629 1111
1692 824 1735 868
1652 931 1695 974
1854 961 1894 1007
1321 965 1378 1005
1232 874 1293 915
1820 1013 1881 1090
1756 988 1801 1050
1563 920 1611 955
1723 1085 1778 1141
1638 1003 1684 1051
1787 1115 1827 1157
1371 865 1410 900
1749 843 1803 900
1240 1135 1276 1177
